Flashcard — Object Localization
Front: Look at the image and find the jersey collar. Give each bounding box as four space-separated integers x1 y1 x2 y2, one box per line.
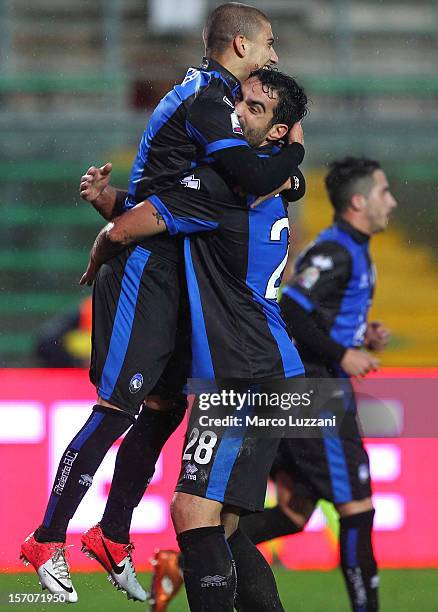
336 218 370 244
199 57 241 99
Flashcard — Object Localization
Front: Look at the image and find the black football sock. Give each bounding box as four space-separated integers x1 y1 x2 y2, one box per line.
100 404 185 543
339 510 379 612
35 406 133 543
239 506 302 544
177 526 236 612
228 528 284 612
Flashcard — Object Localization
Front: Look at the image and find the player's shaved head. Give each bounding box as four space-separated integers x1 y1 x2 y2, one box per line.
203 2 270 54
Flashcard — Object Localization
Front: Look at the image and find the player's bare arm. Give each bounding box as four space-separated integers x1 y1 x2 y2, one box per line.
79 162 127 220
79 199 167 286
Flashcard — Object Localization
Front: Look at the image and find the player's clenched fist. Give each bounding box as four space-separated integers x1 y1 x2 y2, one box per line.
340 348 379 377
79 162 112 202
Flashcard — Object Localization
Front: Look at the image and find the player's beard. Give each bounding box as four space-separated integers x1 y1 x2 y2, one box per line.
243 126 269 148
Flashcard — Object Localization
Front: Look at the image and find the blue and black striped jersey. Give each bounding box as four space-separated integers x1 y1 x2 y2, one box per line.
123 58 248 260
282 219 375 373
149 145 305 381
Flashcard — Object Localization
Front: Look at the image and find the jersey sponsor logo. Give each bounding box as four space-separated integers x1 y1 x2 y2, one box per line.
53 450 78 495
200 575 227 587
129 373 143 394
180 174 201 190
311 254 333 271
296 266 320 290
346 568 367 607
223 95 234 108
79 474 93 488
230 111 243 135
292 175 300 190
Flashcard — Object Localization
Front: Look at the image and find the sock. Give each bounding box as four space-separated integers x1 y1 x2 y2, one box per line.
177 526 236 612
100 404 185 543
339 510 379 612
35 406 133 543
228 528 284 612
239 506 302 545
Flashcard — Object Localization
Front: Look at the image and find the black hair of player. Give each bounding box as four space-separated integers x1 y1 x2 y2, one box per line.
250 69 308 129
203 3 269 55
325 157 381 216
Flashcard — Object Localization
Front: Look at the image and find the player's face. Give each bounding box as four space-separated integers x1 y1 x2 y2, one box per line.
245 20 278 71
235 76 278 147
365 170 398 233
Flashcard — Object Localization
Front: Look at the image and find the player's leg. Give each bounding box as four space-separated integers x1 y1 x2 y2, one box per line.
98 305 190 545
336 492 378 610
20 403 133 603
172 396 286 612
331 383 378 612
239 440 316 543
172 493 237 612
21 247 179 600
79 248 182 600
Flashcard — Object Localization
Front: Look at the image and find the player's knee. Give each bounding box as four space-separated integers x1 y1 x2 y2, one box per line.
337 497 374 518
171 493 222 534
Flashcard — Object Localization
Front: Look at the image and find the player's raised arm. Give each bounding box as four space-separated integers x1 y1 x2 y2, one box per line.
79 199 168 286
79 162 128 220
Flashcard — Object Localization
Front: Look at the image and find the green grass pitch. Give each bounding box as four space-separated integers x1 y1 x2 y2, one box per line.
1 568 437 611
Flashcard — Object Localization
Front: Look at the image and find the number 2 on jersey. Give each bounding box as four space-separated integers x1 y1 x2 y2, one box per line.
265 217 290 299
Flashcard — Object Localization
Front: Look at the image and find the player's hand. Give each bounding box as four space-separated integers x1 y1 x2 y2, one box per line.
340 348 379 377
79 162 112 203
288 121 304 146
364 321 390 352
79 258 99 286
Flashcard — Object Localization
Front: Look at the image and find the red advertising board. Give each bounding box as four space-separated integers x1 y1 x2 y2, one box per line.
1 369 438 572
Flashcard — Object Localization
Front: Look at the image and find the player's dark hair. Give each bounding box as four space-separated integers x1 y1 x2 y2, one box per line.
203 3 269 54
325 157 381 215
250 69 308 127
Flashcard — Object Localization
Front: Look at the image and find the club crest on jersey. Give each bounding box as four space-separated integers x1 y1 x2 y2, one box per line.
129 373 143 394
297 266 320 290
230 111 243 134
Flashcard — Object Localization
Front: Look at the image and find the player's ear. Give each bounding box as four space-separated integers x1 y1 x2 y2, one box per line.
266 123 288 142
233 35 247 58
350 192 366 212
